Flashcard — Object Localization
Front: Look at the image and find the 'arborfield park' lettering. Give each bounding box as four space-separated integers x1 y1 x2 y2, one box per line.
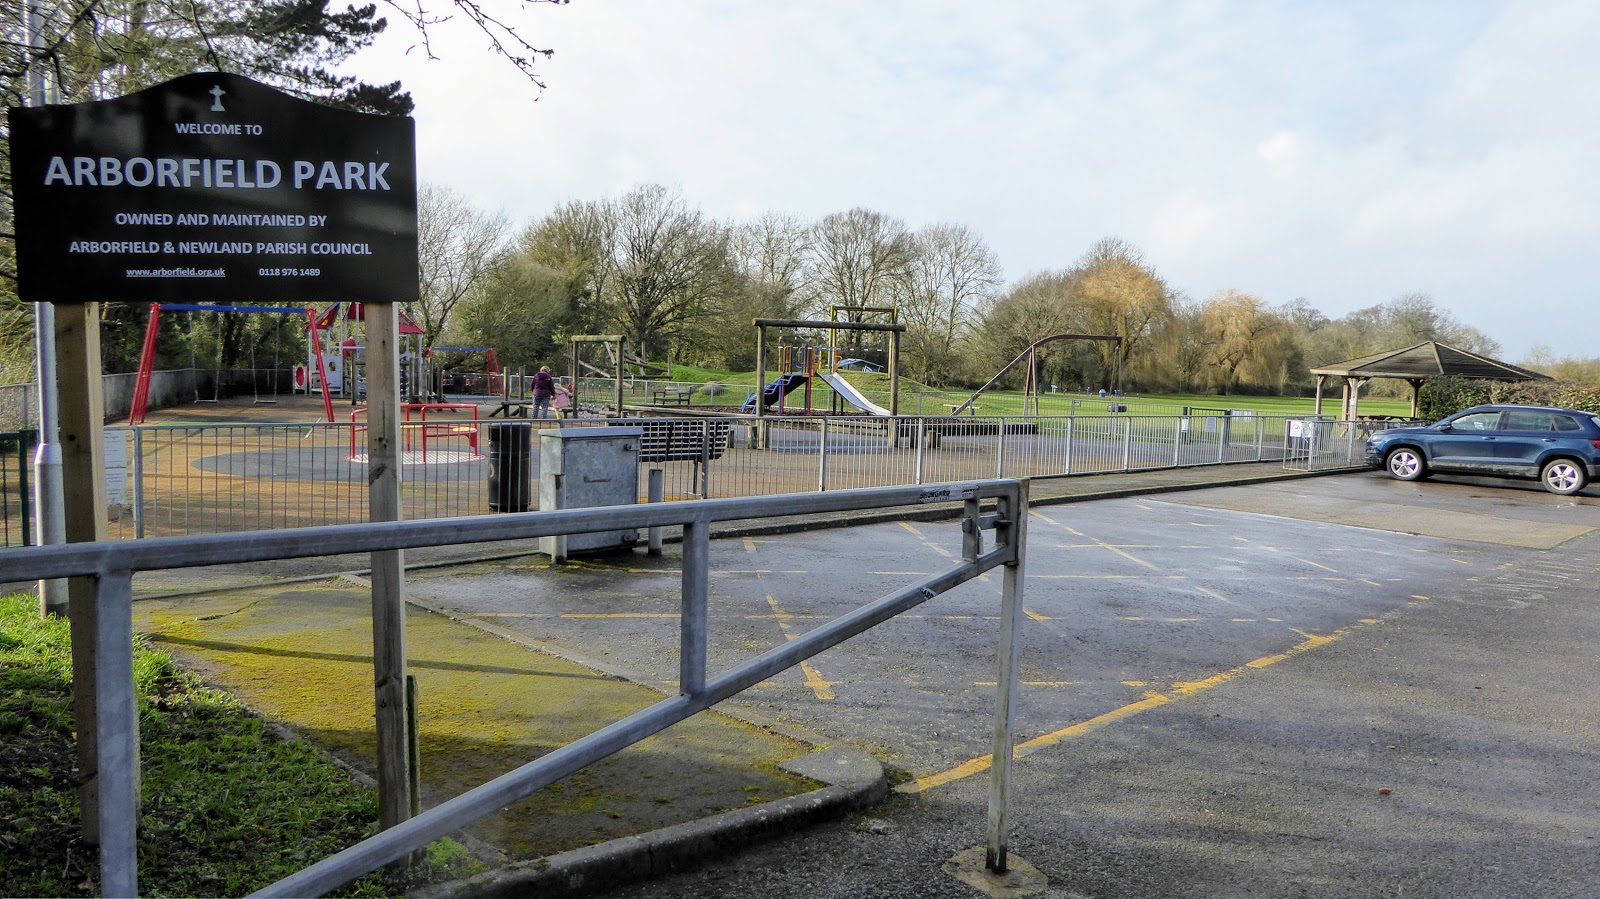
42 157 391 191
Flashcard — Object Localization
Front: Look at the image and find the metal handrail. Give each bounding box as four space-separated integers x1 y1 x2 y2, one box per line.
0 479 1028 898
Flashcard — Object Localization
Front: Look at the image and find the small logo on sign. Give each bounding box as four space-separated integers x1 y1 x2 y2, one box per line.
209 85 226 112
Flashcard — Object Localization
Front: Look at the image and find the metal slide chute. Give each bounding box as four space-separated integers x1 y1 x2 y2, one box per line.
818 372 891 416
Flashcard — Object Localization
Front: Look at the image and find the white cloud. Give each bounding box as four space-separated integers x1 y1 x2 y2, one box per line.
1257 132 1304 175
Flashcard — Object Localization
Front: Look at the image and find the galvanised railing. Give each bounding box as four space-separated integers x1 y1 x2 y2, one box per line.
1283 417 1423 471
0 480 1028 898
86 412 1309 540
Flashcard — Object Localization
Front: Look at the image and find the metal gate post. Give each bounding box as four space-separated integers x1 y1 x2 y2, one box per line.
1063 417 1073 475
995 419 1007 479
646 469 664 556
1172 417 1183 467
131 428 145 539
817 419 829 492
699 420 712 498
914 418 925 485
95 569 140 899
987 480 1028 873
1122 417 1133 471
679 516 710 697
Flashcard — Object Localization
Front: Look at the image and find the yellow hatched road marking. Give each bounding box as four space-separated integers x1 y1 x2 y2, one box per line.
766 595 835 700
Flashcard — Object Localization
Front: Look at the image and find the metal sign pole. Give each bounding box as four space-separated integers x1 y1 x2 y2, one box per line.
24 0 66 618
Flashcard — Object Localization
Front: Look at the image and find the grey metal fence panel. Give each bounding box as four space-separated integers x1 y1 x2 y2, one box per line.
101 412 1309 538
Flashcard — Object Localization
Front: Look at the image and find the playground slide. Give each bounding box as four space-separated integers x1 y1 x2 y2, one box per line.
819 372 891 416
742 373 810 412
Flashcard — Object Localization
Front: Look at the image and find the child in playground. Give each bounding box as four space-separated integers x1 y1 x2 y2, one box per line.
532 366 556 418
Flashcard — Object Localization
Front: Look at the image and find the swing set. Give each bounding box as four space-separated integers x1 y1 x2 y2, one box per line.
127 303 337 424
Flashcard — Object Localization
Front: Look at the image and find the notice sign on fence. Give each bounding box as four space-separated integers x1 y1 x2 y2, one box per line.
9 72 418 304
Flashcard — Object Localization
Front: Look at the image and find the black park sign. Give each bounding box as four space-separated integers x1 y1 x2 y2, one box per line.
9 72 418 304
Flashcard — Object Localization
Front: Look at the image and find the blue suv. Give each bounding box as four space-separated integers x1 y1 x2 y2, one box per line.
1365 404 1600 495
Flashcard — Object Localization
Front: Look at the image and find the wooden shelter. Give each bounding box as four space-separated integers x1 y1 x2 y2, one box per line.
1310 341 1551 420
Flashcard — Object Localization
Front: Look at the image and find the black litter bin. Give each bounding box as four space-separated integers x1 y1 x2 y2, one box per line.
487 422 533 512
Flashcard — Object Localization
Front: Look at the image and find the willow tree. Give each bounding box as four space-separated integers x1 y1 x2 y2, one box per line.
1069 238 1176 391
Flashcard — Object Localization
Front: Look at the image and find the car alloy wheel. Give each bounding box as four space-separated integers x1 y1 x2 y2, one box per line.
1385 448 1426 481
1540 459 1588 496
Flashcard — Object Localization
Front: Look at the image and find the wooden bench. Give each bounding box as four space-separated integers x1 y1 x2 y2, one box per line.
652 388 693 406
609 419 731 496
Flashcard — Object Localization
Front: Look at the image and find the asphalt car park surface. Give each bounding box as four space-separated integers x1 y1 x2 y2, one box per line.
407 469 1600 898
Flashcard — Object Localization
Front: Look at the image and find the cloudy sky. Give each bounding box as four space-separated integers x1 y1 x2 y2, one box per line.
347 0 1597 363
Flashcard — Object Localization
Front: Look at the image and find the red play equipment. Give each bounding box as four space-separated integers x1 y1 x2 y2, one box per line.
127 303 337 424
347 402 483 464
426 346 503 396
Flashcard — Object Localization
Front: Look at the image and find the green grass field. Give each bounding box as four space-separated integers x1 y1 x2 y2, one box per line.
647 367 1417 419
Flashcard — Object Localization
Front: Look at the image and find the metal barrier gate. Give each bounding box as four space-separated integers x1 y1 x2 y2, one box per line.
0 479 1028 898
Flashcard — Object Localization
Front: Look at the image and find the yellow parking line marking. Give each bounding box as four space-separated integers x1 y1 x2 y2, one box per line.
562 613 679 619
1299 558 1339 573
898 522 925 537
1030 512 1085 537
1095 542 1158 570
1122 680 1148 687
1024 609 1051 622
1361 579 1382 587
742 537 758 554
976 681 1074 687
1412 595 1429 601
1189 522 1216 527
1196 586 1238 606
896 625 1363 794
766 595 835 701
1031 574 1149 580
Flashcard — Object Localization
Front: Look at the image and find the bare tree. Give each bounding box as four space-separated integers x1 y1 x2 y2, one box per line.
971 271 1083 388
604 184 734 363
414 183 511 348
731 211 813 317
806 208 913 324
899 223 1001 384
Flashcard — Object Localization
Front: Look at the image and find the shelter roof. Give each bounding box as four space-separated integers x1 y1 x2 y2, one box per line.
1309 341 1551 382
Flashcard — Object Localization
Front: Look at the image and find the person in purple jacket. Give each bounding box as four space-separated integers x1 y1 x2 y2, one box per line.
531 366 556 419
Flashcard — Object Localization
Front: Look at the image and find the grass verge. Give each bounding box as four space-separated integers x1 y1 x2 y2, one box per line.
0 593 481 897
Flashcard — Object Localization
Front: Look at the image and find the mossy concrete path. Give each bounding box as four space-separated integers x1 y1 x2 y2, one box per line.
133 582 817 861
